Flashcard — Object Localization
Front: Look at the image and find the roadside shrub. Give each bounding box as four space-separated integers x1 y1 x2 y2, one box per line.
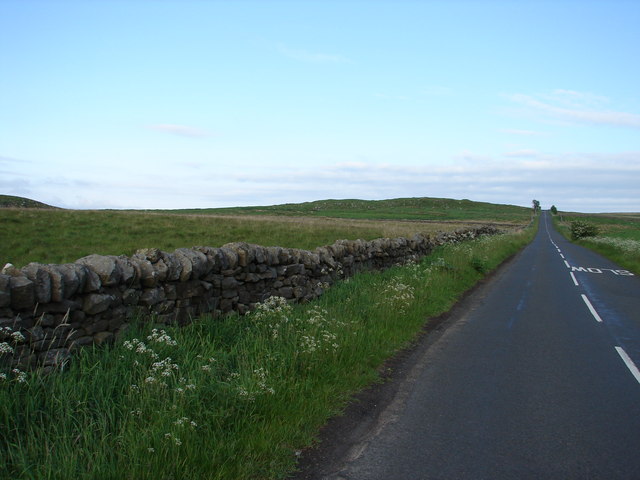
471 256 489 273
570 221 599 240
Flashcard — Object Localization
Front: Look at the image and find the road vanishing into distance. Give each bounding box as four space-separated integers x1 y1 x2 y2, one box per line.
299 211 640 480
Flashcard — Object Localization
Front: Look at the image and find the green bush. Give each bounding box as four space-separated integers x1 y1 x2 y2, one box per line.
570 221 599 240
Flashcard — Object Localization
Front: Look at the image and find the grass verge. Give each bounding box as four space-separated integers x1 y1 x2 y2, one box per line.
553 213 640 274
1 224 535 479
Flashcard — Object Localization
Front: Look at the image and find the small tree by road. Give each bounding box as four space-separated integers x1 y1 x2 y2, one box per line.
532 199 541 213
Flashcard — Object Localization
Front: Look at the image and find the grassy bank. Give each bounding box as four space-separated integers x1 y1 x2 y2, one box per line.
553 212 640 274
1 223 536 480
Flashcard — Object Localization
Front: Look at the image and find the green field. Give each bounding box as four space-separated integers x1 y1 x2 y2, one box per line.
0 196 531 268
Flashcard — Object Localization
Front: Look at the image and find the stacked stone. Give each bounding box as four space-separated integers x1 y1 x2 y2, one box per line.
0 226 499 369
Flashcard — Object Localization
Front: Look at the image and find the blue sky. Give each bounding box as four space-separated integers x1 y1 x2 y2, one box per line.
1 1 639 212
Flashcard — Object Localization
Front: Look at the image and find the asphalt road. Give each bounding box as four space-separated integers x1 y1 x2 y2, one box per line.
300 211 640 480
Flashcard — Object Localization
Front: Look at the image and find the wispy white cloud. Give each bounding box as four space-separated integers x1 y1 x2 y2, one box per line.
147 124 214 138
547 89 609 108
276 43 351 64
505 90 640 129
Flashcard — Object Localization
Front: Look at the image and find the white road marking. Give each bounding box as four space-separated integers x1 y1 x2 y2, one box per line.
571 266 635 276
615 347 640 385
581 294 603 323
564 260 571 268
570 272 579 286
560 254 565 259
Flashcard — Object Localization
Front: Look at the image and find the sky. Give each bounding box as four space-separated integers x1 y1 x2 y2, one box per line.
1 0 639 212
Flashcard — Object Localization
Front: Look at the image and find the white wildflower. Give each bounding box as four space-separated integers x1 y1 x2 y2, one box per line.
10 331 25 343
11 369 27 383
173 416 197 428
164 433 182 446
147 329 178 347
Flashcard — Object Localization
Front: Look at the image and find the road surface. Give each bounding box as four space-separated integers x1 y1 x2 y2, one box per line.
297 211 640 480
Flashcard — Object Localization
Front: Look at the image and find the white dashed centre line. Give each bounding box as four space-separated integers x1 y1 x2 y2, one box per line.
581 294 603 323
570 272 579 286
615 347 640 385
564 260 571 269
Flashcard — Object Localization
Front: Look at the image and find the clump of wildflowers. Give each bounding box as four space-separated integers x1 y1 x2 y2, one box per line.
251 296 292 340
253 296 292 319
376 278 415 314
173 416 197 428
0 326 26 358
122 338 159 359
295 306 341 356
1 368 28 384
146 329 178 347
587 236 640 255
0 342 13 355
228 367 275 401
1 326 26 343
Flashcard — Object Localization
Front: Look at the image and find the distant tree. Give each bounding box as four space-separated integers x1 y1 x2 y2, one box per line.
550 205 558 215
532 199 541 212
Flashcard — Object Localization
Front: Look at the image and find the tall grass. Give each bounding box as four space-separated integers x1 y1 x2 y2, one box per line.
0 225 535 479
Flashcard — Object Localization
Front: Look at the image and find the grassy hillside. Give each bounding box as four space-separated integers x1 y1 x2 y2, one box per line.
0 194 57 209
157 197 532 223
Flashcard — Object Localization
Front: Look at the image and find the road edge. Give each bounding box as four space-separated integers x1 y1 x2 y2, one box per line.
288 243 529 479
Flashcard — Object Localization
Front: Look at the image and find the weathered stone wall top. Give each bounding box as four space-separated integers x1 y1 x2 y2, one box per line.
0 226 499 369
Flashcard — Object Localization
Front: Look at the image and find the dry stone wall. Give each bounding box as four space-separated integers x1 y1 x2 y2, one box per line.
0 226 499 369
